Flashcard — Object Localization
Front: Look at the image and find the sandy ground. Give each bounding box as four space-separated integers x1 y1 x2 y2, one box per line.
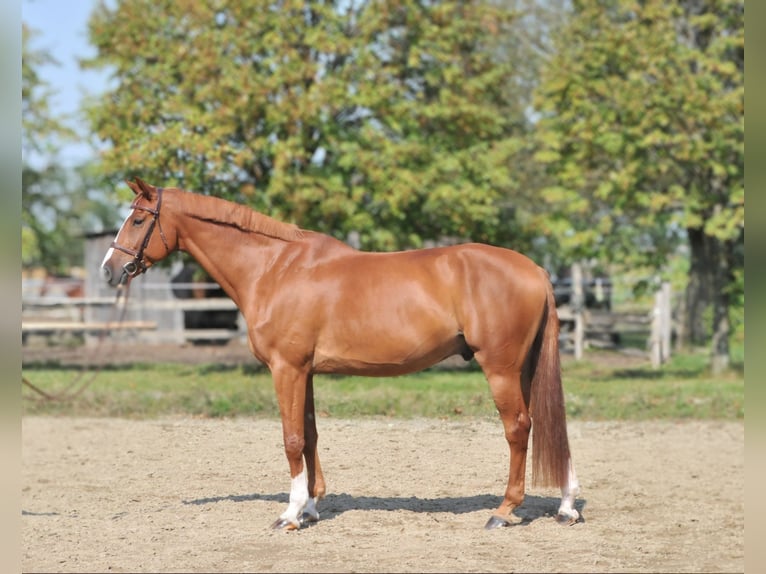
22 415 743 573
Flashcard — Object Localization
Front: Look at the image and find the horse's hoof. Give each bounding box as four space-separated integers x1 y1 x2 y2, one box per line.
555 511 580 526
270 512 318 531
484 515 511 530
270 518 300 531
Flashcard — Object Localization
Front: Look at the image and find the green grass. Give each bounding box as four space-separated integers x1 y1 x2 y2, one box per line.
560 353 744 420
22 350 743 420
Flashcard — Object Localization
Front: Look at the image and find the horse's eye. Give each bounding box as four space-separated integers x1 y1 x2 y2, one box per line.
133 217 145 226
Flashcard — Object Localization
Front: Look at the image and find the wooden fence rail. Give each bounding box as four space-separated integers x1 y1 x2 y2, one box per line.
22 297 244 345
23 276 674 366
22 297 238 311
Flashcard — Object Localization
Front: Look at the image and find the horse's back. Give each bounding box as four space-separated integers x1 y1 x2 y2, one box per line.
290 239 550 324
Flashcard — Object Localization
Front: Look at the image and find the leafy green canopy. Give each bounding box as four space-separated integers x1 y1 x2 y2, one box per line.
533 0 743 267
84 0 526 250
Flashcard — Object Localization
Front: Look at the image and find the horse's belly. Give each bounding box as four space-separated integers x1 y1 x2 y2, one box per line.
311 330 465 376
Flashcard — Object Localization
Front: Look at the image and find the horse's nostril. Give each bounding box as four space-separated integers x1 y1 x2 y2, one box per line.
101 265 112 283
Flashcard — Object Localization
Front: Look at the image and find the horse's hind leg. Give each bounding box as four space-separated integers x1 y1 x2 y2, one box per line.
480 365 532 529
557 457 581 525
302 374 325 523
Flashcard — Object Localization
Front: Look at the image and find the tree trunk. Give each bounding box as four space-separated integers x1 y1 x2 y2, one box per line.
682 227 714 347
710 236 733 375
684 227 734 373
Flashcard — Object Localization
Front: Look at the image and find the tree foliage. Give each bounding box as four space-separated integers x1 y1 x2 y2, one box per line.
532 0 743 371
23 23 120 273
22 25 75 158
83 0 531 250
22 23 78 272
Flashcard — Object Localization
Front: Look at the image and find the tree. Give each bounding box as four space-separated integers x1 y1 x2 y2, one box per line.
532 0 744 373
82 0 530 251
22 23 77 272
23 23 120 274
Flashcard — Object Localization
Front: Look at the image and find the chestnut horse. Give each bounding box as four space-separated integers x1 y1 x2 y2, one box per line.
101 178 580 530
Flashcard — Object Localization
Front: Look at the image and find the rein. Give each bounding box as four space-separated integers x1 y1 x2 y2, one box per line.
22 271 135 403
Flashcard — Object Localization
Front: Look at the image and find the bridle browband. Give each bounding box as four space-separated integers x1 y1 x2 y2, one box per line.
110 187 170 279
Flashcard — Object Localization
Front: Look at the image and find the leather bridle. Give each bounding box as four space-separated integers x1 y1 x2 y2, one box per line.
110 187 170 279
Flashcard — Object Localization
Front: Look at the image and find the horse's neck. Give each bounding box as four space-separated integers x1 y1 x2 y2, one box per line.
176 217 289 309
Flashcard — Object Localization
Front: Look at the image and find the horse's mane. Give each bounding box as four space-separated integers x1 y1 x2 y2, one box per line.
175 189 303 242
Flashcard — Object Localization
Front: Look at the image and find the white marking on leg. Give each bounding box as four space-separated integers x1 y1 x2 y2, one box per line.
279 467 309 527
557 458 580 522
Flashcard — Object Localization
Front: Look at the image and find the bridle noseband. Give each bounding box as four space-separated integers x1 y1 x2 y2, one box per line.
110 187 170 279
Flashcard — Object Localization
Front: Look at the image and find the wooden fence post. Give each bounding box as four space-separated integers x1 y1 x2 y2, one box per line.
660 282 672 363
650 281 672 368
571 262 584 361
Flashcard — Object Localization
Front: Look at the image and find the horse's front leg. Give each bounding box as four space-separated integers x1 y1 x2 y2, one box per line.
302 374 326 520
269 362 314 531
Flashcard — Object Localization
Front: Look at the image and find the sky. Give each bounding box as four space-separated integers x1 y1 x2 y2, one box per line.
22 0 110 167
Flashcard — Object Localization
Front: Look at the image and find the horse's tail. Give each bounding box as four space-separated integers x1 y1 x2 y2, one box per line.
528 278 571 488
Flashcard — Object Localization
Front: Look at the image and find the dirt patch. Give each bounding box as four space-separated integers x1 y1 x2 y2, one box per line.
22 417 743 572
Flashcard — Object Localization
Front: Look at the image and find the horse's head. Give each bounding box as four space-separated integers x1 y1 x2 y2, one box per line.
100 178 175 287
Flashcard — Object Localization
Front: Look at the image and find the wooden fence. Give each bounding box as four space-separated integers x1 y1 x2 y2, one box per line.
23 276 675 367
22 291 245 346
556 272 673 367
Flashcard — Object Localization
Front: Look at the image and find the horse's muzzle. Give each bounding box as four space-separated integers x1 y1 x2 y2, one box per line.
101 263 128 287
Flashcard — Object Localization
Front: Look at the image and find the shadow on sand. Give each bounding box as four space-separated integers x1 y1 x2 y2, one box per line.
182 491 586 526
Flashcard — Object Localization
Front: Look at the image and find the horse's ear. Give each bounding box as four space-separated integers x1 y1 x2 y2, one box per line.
125 179 141 196
130 177 156 199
